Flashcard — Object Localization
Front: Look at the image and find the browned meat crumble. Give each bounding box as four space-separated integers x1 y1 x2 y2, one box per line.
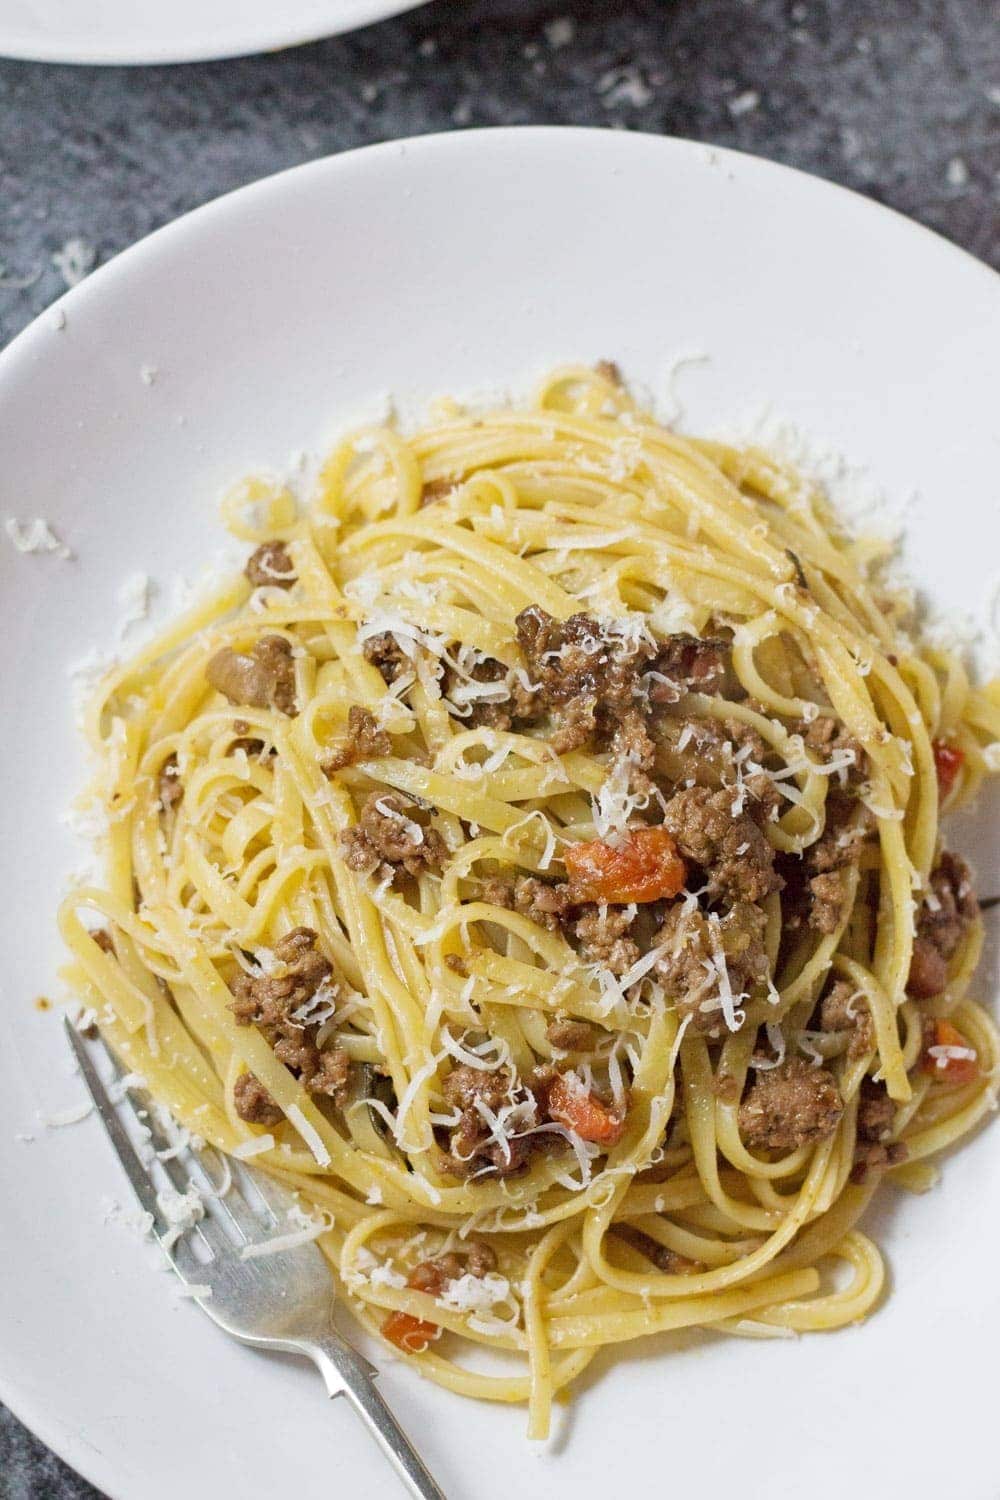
420 478 456 507
907 852 979 998
483 874 644 978
661 784 781 903
808 871 847 935
513 605 657 752
738 1057 843 1152
206 634 297 715
850 1079 907 1182
647 634 731 701
229 927 350 1112
441 653 538 732
807 791 875 877
406 1243 498 1294
594 359 623 385
322 705 392 773
244 540 296 590
363 632 410 685
778 790 875 933
234 1072 284 1126
818 979 874 1058
799 714 866 773
654 901 768 1036
439 1064 536 1179
340 792 446 878
573 905 641 976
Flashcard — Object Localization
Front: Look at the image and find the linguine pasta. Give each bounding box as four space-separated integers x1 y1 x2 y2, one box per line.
60 365 1000 1436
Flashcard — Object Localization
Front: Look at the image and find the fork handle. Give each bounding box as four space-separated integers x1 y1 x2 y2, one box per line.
311 1335 448 1500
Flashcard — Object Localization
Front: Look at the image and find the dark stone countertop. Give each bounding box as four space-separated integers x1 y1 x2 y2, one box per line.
0 0 997 1493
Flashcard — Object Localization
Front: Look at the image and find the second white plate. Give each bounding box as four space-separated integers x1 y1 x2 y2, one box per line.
0 0 425 65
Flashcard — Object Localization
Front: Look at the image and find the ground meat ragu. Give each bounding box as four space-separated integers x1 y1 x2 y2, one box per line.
799 714 867 778
420 478 456 507
654 715 782 822
439 1064 536 1179
808 871 848 935
507 876 573 930
406 1241 498 1292
229 927 352 1114
647 634 731 702
654 900 768 1037
233 1072 283 1126
514 605 657 752
594 358 623 385
807 790 875 877
322 705 392 773
818 979 874 1058
485 874 643 979
907 851 979 999
779 789 875 933
206 634 298 716
661 784 781 904
609 707 657 774
244 540 297 590
850 1079 907 1182
230 927 332 1027
573 905 641 976
441 653 538 733
340 792 446 878
363 632 410 685
738 1057 843 1152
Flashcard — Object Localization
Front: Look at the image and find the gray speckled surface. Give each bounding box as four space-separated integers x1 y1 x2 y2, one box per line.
0 1 998 1495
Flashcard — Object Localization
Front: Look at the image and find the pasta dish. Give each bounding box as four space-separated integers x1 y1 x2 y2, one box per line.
60 364 1000 1436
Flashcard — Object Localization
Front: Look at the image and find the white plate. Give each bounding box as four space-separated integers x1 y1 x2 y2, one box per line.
0 0 424 65
1 128 998 1500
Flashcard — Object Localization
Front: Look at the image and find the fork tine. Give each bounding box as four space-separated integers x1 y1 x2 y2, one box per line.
229 1159 283 1226
64 1019 222 1263
64 1018 165 1230
147 1137 248 1250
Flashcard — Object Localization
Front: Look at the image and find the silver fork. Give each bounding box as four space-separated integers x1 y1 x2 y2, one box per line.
65 1019 447 1500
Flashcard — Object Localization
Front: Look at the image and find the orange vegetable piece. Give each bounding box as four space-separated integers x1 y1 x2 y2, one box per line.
563 827 686 904
548 1074 627 1147
381 1309 439 1354
920 1017 979 1087
932 740 964 799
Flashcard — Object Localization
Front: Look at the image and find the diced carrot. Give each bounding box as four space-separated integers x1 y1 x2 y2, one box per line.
381 1309 439 1354
920 1017 979 1087
932 739 964 799
563 826 686 904
548 1073 626 1147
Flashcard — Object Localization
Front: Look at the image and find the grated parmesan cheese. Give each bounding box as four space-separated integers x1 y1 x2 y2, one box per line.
115 571 152 638
239 1210 328 1260
438 1271 512 1316
286 1104 332 1166
231 1134 275 1159
39 1099 94 1127
156 1184 205 1250
4 516 73 559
